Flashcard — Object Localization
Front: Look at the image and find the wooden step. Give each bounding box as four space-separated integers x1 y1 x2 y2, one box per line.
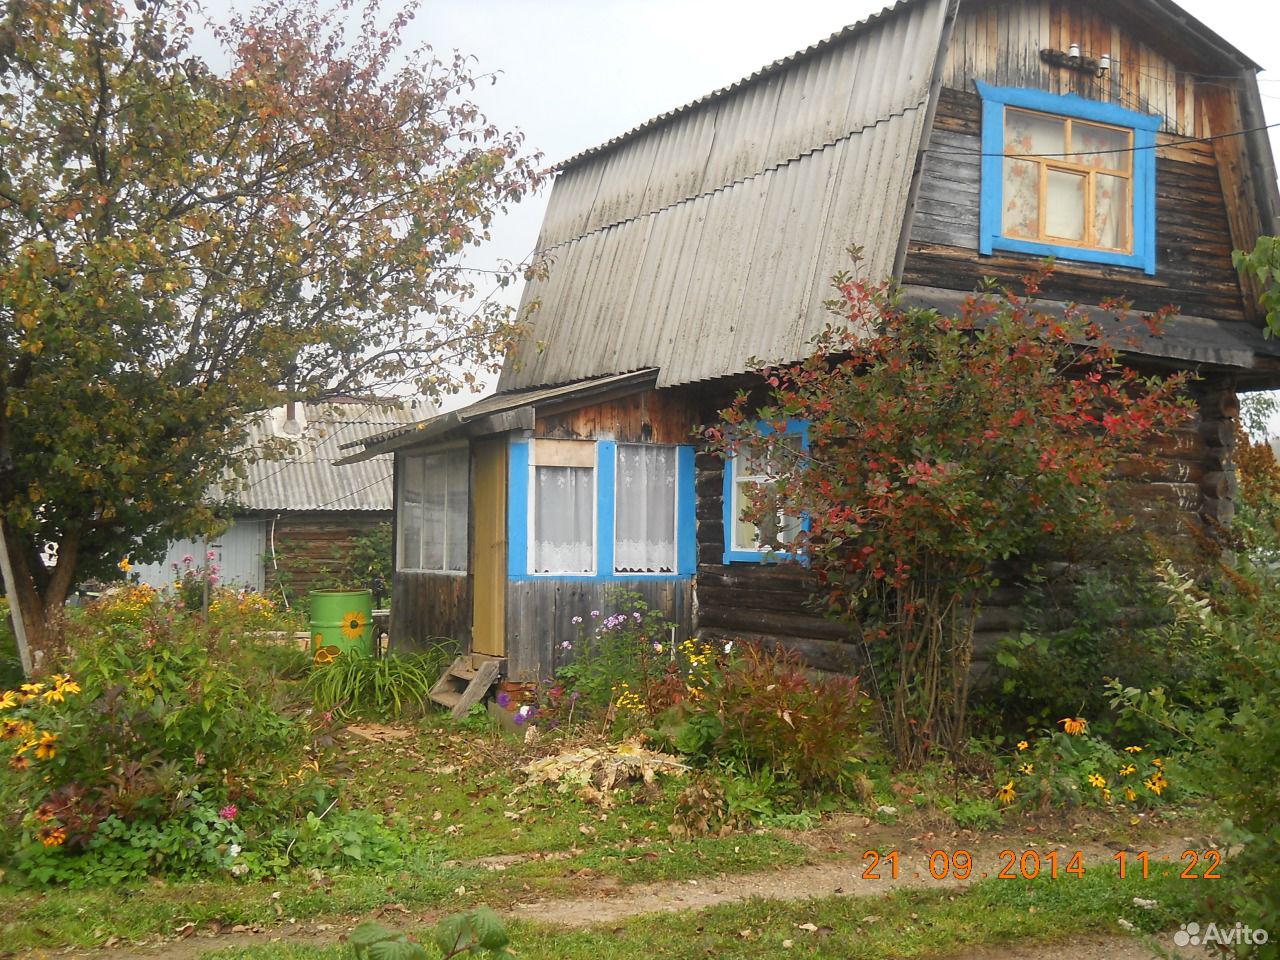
429 655 504 720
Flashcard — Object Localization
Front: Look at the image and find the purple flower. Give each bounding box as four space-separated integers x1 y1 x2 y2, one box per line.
633 612 642 622
590 610 600 618
513 712 527 726
569 690 580 701
571 616 583 625
181 554 194 566
218 805 237 821
496 691 511 708
560 640 573 651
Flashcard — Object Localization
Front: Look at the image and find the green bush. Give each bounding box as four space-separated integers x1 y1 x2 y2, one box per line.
986 566 1214 742
0 614 324 884
1108 561 1280 940
307 647 453 720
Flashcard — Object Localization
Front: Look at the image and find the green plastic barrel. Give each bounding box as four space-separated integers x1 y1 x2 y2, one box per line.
309 589 374 663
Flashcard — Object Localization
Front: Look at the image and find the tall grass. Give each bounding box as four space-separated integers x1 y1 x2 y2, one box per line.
306 643 456 720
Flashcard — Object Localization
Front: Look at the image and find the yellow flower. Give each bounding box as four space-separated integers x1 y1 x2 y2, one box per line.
1144 773 1167 797
1019 762 1034 775
9 754 29 771
34 731 57 761
1016 740 1029 751
0 719 24 740
996 781 1016 805
38 824 67 847
41 687 65 704
1124 786 1137 802
1087 773 1107 788
1103 788 1112 803
52 675 80 696
118 557 132 573
1124 745 1143 754
0 690 16 711
340 610 368 641
19 683 45 702
1119 763 1136 776
1058 717 1087 736
1151 757 1163 768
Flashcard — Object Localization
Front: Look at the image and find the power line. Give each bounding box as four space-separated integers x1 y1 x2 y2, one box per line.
925 119 1280 161
309 472 393 511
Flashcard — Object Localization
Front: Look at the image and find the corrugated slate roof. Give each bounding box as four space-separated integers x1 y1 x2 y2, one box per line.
221 401 430 512
500 0 952 392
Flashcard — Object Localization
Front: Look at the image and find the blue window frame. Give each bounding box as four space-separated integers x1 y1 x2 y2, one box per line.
722 420 808 564
976 81 1159 275
508 438 695 581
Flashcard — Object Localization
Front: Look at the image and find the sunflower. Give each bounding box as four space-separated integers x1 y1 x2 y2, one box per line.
1058 717 1087 736
34 731 57 761
118 557 132 573
996 781 1016 805
1019 762 1034 775
1119 763 1136 776
1124 786 1137 802
41 686 66 704
37 824 67 847
1016 740 1029 751
340 610 368 641
19 683 44 702
9 754 29 771
1124 745 1143 754
0 690 16 711
1144 772 1168 796
0 719 24 740
1087 773 1107 788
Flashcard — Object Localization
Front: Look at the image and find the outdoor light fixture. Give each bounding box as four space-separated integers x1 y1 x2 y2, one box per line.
1039 43 1109 77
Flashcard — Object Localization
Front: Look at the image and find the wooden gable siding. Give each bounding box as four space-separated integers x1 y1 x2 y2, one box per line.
903 87 1247 322
268 513 390 600
943 0 1207 138
533 387 701 444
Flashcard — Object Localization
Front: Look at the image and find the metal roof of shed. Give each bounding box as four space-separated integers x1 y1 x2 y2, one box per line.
221 401 428 512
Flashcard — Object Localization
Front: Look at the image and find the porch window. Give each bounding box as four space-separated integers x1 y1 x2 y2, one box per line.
398 447 468 573
723 422 807 563
530 440 596 575
614 444 678 574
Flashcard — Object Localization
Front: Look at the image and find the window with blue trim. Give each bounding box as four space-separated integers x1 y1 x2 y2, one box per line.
722 421 808 564
976 81 1159 275
508 437 696 581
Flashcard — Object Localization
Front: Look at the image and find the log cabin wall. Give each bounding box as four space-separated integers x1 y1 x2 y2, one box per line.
534 386 702 444
267 512 390 600
903 87 1247 320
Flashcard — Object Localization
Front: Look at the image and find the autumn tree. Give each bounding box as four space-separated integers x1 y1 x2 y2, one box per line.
709 273 1190 768
0 0 545 663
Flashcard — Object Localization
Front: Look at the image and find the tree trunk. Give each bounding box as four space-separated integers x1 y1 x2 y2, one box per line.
3 520 79 673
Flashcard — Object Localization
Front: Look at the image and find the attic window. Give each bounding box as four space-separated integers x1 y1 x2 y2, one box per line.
976 82 1159 274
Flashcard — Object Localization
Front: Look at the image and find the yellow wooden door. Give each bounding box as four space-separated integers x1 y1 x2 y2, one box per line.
470 437 507 657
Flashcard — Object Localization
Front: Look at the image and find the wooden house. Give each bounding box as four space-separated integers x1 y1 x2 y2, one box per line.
342 0 1280 682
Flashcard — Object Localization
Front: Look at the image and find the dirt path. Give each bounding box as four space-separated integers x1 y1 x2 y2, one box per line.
508 835 1187 927
13 828 1209 960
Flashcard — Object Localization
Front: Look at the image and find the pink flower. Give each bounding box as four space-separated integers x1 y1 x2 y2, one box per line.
218 805 237 821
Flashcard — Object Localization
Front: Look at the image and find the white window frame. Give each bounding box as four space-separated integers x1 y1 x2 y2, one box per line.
396 444 468 575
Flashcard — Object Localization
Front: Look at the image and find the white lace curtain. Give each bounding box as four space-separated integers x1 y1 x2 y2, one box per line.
614 444 677 573
532 465 594 573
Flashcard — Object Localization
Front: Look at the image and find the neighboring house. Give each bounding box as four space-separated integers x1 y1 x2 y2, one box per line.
342 0 1280 681
135 400 428 603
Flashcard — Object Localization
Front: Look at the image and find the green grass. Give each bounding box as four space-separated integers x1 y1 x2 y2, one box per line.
192 862 1202 960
